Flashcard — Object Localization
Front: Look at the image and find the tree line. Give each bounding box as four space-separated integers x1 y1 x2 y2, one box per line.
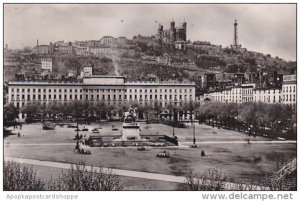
4 100 296 139
196 102 296 139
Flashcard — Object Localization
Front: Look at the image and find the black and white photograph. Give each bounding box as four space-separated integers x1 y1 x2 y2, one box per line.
2 2 297 198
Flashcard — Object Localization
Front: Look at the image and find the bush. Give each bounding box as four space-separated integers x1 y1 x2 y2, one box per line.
47 163 123 190
4 161 45 190
184 168 227 190
162 120 186 128
4 161 123 191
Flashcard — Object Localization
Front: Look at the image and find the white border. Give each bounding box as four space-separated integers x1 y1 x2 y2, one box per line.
0 1 299 201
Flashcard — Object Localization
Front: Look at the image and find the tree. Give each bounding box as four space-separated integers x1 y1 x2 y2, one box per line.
95 101 107 121
4 103 19 126
21 102 38 118
264 104 291 139
153 101 162 119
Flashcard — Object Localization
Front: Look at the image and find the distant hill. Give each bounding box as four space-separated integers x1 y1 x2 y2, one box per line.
4 39 296 85
132 39 296 74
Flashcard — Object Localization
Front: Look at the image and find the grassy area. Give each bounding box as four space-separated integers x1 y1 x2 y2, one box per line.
4 123 296 189
20 164 181 190
5 143 296 185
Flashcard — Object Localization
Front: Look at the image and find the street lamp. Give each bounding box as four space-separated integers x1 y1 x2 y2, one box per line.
75 108 80 140
172 109 175 137
191 110 197 148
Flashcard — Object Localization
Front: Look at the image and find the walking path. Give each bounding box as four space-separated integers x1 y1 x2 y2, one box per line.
181 140 296 146
5 157 267 190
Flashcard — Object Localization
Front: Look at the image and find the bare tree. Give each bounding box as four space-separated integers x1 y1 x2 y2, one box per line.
4 161 45 191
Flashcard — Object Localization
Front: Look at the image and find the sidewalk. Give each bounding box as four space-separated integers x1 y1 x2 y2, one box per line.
4 140 296 148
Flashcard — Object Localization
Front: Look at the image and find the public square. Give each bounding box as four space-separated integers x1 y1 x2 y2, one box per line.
4 122 296 190
3 4 297 193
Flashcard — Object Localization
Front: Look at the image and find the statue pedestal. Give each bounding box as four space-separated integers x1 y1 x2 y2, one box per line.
122 123 141 141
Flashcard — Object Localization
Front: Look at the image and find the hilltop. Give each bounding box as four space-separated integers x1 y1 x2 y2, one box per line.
4 38 296 85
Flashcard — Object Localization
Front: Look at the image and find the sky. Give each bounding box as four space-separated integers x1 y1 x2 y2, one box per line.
4 4 296 61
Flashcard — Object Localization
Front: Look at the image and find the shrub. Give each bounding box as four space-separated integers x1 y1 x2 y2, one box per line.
184 168 227 190
4 161 45 190
4 161 123 191
162 120 186 128
47 163 123 191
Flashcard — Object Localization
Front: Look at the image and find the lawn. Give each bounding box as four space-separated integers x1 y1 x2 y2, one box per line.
4 122 296 190
19 164 181 190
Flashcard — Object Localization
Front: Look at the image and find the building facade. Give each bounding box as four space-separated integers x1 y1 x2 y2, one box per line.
253 88 281 104
88 47 120 58
156 21 187 44
7 76 196 119
206 74 296 106
100 36 115 45
82 66 93 77
209 85 253 103
41 58 53 72
282 74 296 107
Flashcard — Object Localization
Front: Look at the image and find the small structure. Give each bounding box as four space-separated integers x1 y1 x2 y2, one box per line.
42 121 55 130
122 107 141 141
157 150 170 158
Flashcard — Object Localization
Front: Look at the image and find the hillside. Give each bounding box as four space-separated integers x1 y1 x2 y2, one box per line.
132 40 296 74
4 39 296 85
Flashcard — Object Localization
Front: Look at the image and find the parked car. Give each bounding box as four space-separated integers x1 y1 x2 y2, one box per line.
92 128 100 133
157 151 170 158
82 127 89 131
137 146 146 151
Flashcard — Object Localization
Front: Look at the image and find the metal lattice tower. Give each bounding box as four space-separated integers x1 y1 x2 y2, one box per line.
231 19 241 49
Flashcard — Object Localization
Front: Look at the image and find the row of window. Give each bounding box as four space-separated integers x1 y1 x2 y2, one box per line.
282 85 296 93
282 94 296 102
214 89 252 95
10 88 193 94
253 95 295 103
254 96 280 103
254 90 280 94
11 88 82 93
215 96 252 102
11 93 193 101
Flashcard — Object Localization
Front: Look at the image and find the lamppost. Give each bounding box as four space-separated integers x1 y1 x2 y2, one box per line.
191 110 197 148
172 109 175 137
75 108 80 140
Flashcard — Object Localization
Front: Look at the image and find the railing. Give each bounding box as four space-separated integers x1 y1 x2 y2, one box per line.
275 158 297 181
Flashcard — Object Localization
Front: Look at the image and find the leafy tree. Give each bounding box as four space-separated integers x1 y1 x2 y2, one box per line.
4 103 19 126
21 102 40 118
95 101 107 121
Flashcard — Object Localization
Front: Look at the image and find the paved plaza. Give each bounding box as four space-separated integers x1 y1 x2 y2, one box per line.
4 122 296 190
